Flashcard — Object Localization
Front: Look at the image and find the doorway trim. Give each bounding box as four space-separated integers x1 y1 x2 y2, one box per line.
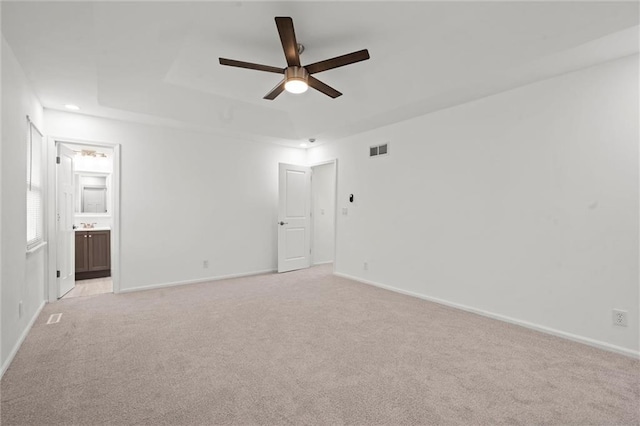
309 158 338 274
46 136 121 301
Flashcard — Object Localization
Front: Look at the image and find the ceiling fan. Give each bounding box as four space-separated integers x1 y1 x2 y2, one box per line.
219 17 370 100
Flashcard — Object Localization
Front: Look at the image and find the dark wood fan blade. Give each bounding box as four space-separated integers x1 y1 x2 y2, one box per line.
305 49 370 74
264 79 286 100
219 58 284 74
275 17 300 67
307 76 342 98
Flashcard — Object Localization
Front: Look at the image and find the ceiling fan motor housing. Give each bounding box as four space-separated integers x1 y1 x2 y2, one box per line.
286 66 309 83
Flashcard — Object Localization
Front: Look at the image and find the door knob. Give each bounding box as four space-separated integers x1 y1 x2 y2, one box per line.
278 221 288 226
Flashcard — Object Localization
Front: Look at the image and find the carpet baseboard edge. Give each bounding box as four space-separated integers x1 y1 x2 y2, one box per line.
118 269 277 294
335 272 640 359
1 300 46 379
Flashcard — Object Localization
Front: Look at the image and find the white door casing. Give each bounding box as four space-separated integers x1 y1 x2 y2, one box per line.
278 163 311 273
57 144 75 297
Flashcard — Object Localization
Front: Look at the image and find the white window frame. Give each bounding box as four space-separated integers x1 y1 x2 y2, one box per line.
27 116 45 251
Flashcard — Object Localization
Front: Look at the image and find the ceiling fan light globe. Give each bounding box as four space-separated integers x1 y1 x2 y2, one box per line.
285 79 308 94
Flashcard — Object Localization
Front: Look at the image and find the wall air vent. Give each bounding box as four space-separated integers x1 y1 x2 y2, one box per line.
369 143 389 157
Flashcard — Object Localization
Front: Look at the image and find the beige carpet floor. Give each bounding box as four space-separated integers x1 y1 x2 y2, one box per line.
1 265 638 425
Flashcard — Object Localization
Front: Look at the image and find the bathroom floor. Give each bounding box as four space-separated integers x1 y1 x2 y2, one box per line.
63 277 113 299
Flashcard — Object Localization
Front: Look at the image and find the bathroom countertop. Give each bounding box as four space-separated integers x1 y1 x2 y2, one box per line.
75 227 111 232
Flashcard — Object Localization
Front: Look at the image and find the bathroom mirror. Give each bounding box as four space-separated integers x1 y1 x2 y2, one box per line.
75 173 110 214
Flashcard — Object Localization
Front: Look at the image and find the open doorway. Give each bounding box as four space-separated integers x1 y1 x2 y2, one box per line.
311 161 336 266
50 140 120 300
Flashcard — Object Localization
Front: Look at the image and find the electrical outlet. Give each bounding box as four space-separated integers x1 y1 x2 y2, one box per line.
363 262 368 271
18 301 23 318
203 260 209 269
342 207 348 216
612 309 628 327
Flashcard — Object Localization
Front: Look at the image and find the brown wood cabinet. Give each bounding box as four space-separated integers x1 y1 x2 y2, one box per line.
75 230 111 280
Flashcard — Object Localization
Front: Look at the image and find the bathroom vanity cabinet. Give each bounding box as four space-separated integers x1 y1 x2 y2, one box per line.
75 230 111 280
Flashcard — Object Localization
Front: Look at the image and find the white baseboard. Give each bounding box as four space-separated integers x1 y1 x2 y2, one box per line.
119 268 277 294
312 261 334 266
335 272 640 359
1 300 46 379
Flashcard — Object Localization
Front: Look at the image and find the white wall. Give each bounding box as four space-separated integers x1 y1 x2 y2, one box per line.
1 37 46 373
308 55 639 356
45 110 306 292
311 162 335 264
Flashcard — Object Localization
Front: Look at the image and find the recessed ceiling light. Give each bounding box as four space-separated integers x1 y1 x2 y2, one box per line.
64 104 80 111
299 143 308 148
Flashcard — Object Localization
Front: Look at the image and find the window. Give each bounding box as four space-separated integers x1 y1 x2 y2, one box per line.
27 118 44 250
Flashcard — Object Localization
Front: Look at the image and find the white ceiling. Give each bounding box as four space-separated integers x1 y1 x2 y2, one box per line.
2 1 638 147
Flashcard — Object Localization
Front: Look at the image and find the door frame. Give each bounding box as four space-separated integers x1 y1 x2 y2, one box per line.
308 158 338 274
46 136 121 301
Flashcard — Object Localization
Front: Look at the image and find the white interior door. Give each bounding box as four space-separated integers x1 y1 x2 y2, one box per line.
57 144 75 297
278 163 311 273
